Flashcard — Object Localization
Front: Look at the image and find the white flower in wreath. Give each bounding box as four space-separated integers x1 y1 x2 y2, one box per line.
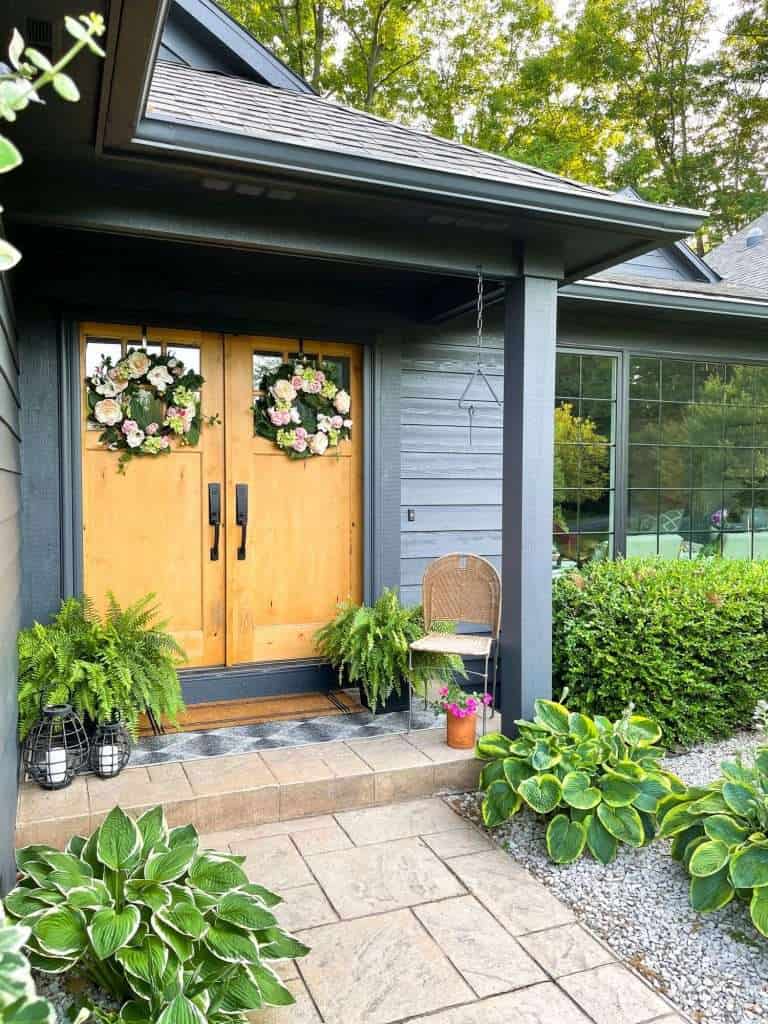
94 398 123 426
95 378 118 397
271 379 297 403
289 406 301 424
316 414 331 433
126 428 145 448
126 350 151 378
334 390 351 415
147 364 174 393
343 418 353 429
309 432 329 456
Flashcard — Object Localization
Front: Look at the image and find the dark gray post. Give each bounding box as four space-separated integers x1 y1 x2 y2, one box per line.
500 265 560 727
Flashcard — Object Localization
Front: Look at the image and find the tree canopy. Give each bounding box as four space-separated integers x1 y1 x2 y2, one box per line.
218 0 768 247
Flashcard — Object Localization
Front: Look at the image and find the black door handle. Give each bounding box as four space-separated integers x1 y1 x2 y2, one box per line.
236 483 248 561
208 484 221 561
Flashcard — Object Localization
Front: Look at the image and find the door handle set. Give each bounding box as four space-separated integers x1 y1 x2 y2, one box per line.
208 483 249 560
236 483 248 561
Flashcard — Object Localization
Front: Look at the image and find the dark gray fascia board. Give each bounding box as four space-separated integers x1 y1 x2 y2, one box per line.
672 239 721 282
171 0 315 93
132 117 706 243
561 279 768 320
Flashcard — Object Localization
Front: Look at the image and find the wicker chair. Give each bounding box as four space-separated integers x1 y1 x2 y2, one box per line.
408 553 501 734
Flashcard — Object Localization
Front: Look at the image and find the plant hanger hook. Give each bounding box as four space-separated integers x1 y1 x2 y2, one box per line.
457 266 501 445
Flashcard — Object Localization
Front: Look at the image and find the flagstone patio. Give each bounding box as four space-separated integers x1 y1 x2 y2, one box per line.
212 797 690 1024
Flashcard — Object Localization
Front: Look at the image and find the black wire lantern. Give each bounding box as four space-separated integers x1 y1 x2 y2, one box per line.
22 704 90 790
89 716 131 779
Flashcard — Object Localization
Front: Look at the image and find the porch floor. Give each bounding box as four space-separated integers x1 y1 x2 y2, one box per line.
16 719 483 848
220 797 683 1023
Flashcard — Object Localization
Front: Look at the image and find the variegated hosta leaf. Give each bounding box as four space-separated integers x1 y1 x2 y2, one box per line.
750 887 768 937
568 712 597 741
502 757 535 789
256 927 310 960
546 814 587 864
596 803 645 848
251 963 295 1006
729 844 768 889
561 771 601 810
533 699 570 734
621 716 662 747
600 775 640 808
124 879 172 912
482 780 522 828
155 994 206 1024
241 883 282 909
657 802 703 839
518 774 562 815
203 923 261 964
114 935 167 987
88 907 141 961
475 732 512 760
586 814 618 865
208 968 263 1015
632 774 671 814
144 842 198 884
32 907 87 958
216 892 278 932
96 807 142 872
478 759 505 790
530 740 561 771
188 855 249 896
156 900 209 940
137 806 168 856
703 814 750 847
722 782 758 818
690 865 734 913
688 839 731 878
150 915 194 963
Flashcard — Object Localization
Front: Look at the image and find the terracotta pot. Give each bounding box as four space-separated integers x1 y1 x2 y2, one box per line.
446 711 477 749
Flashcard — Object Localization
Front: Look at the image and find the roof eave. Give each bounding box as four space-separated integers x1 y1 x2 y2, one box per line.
131 116 706 242
561 279 768 320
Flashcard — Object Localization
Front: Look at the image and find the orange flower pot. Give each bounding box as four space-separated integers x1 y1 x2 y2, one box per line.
446 711 477 749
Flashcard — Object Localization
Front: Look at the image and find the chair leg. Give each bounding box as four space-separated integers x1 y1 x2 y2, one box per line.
490 643 499 721
482 651 490 736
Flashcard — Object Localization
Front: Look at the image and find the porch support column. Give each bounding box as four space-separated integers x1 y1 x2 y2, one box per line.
500 254 561 727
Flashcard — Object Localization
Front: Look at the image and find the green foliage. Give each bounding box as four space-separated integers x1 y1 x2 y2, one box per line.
662 747 768 937
4 806 308 1023
553 558 768 746
0 905 55 1024
17 594 186 740
476 698 679 864
0 14 105 270
315 588 465 713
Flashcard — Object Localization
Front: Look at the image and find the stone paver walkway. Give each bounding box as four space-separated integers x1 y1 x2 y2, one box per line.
198 797 688 1024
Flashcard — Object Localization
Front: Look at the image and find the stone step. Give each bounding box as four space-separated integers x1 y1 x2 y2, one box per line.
15 728 482 849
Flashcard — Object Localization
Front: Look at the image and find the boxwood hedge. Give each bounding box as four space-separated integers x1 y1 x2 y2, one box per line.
553 558 768 746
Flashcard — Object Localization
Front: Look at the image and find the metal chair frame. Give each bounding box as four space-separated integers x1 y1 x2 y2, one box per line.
407 553 501 734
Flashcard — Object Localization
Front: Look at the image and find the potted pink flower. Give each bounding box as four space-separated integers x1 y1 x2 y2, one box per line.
433 683 492 749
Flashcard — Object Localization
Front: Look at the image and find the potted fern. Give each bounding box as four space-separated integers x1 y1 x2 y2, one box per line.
315 588 464 714
17 592 186 744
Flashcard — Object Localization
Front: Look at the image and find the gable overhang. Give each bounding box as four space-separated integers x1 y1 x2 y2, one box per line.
561 279 768 322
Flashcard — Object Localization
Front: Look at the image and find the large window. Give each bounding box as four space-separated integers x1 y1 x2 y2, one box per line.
553 352 617 572
627 356 768 560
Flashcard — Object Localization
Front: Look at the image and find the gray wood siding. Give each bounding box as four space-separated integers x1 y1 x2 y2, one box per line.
0 265 20 894
400 311 503 605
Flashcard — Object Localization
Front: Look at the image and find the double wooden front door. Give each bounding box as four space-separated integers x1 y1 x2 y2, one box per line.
81 324 363 672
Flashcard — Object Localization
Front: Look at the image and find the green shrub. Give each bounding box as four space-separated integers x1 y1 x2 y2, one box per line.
659 747 768 937
4 806 309 1024
315 588 464 713
553 558 768 745
0 905 55 1024
476 698 680 864
18 594 186 739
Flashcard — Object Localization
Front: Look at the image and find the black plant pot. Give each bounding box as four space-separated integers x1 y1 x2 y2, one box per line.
359 680 410 714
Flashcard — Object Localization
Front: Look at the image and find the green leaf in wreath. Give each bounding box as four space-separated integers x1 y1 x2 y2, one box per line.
688 839 731 878
729 843 768 889
96 807 141 871
703 815 750 847
596 803 644 847
750 887 768 937
32 907 87 958
690 865 734 913
586 813 618 865
482 780 522 827
518 773 562 814
88 906 141 960
546 814 587 864
533 699 570 734
562 771 601 810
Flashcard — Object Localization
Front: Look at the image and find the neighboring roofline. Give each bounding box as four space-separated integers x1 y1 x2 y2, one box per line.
170 0 315 93
560 278 768 320
133 116 707 246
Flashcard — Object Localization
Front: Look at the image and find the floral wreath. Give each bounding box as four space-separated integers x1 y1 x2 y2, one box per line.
253 358 352 458
86 348 216 471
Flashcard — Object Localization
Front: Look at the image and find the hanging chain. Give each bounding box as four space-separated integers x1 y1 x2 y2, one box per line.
475 266 484 367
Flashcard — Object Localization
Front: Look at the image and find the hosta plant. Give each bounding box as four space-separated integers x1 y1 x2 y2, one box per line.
0 905 55 1024
3 806 310 1024
476 698 682 865
659 747 768 937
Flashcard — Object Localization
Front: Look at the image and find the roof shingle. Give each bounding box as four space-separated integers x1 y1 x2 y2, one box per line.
707 212 768 292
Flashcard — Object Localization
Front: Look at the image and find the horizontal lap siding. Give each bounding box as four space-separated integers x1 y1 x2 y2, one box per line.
400 314 503 606
0 266 20 894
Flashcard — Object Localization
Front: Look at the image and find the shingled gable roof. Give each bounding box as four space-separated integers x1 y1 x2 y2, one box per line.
707 212 768 292
144 60 666 207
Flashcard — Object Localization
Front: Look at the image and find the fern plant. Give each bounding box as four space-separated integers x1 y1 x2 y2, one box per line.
315 588 465 713
18 593 186 739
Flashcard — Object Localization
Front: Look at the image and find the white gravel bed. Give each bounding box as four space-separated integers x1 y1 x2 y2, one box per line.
451 730 768 1024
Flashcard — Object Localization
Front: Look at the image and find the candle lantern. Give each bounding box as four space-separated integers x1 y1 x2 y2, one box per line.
22 704 90 790
90 717 131 778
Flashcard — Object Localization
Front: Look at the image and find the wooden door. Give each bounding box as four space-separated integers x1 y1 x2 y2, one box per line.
224 337 363 664
81 324 226 667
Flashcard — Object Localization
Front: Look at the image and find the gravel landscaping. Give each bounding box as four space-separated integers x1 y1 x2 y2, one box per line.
451 729 768 1024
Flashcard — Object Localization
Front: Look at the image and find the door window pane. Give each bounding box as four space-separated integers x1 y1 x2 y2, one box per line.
253 352 283 392
85 340 122 377
554 352 616 569
167 346 200 375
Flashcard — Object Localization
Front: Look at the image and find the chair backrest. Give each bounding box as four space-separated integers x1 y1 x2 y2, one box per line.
422 553 501 638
